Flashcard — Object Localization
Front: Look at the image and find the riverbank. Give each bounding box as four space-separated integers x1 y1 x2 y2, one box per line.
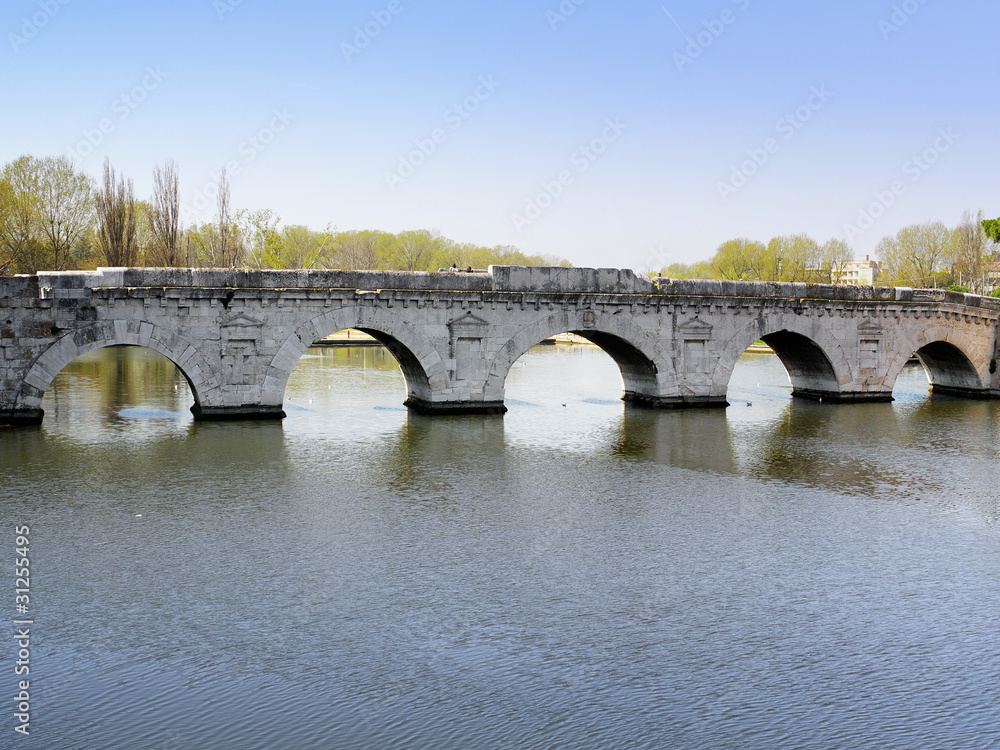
313 330 382 347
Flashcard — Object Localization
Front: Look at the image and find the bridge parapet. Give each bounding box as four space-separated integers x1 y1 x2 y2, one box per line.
28 266 1000 311
33 265 658 296
654 277 1000 310
35 267 496 293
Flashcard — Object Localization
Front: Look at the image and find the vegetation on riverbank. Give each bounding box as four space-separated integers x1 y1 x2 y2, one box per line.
0 155 570 275
2 153 996 291
657 212 999 293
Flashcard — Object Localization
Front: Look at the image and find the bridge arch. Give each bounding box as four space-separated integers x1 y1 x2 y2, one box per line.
16 320 214 414
713 314 852 400
266 307 449 408
484 310 675 405
883 327 987 396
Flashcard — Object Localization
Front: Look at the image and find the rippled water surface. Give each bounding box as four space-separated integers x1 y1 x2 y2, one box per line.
3 343 1000 749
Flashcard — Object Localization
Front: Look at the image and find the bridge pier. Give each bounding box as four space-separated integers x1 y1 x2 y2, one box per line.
791 389 894 403
624 393 730 409
190 404 287 421
0 408 44 428
929 384 1000 399
403 397 507 415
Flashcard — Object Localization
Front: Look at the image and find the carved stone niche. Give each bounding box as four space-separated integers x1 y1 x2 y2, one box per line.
220 312 266 385
857 318 883 377
447 312 490 381
677 317 713 374
677 317 713 341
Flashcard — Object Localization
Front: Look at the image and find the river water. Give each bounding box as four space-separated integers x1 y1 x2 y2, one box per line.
3 343 999 749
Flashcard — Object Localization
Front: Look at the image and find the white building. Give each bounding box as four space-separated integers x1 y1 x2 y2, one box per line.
833 256 880 286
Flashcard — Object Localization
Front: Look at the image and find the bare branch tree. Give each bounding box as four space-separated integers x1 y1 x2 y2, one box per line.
149 159 181 266
96 158 138 267
336 229 385 270
211 169 244 267
394 229 443 271
950 210 993 293
877 221 951 287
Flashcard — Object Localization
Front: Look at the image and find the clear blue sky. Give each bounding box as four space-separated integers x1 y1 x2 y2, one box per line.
4 0 999 269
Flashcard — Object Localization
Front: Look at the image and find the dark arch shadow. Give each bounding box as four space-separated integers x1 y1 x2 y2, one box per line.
271 311 449 415
760 330 841 400
484 311 673 409
353 328 435 405
913 341 984 396
499 332 659 408
568 331 660 405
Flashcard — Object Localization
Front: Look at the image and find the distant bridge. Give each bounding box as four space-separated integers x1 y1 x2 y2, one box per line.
2 266 999 426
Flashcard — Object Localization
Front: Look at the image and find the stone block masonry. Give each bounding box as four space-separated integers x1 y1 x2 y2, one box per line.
2 266 999 426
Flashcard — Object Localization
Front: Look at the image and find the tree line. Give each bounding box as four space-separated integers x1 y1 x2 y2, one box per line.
0 155 570 275
658 212 1000 294
5 153 997 290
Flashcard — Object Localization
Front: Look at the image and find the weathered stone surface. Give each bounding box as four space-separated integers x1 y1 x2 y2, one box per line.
1 266 999 426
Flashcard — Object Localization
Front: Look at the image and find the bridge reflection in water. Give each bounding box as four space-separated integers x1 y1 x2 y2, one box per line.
20 341 999 511
7 338 1000 749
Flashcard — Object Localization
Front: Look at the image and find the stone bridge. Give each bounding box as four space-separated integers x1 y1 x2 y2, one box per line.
2 266 999 426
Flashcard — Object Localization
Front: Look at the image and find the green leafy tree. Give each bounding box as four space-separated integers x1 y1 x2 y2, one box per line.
0 175 19 274
185 222 217 267
1 156 45 273
278 224 335 269
239 208 282 269
655 260 716 279
982 217 1000 244
711 237 770 280
36 155 95 270
767 233 822 282
391 229 444 271
3 151 578 273
875 221 951 287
